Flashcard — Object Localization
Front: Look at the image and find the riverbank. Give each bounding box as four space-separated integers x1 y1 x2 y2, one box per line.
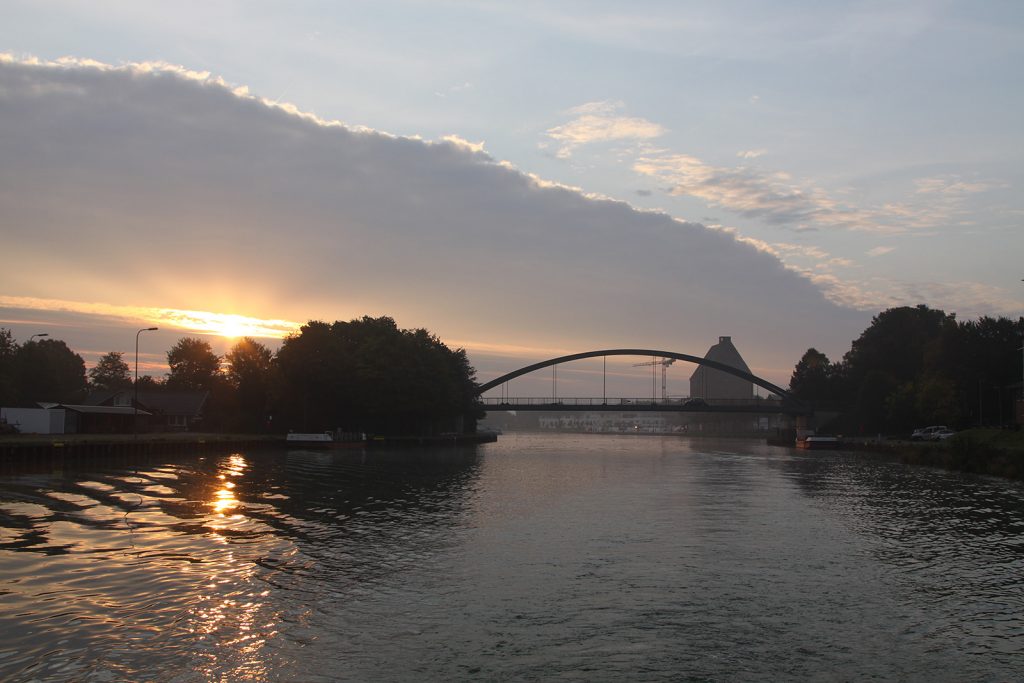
894 429 1024 480
825 429 1024 480
0 433 280 470
0 430 498 465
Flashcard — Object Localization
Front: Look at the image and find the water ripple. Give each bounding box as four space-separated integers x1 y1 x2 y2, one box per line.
0 439 1021 680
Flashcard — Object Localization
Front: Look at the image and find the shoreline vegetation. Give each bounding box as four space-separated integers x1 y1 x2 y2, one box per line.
769 428 1023 480
1 316 483 439
849 429 1024 481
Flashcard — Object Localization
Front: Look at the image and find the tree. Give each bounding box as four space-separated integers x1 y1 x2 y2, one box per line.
14 338 87 405
224 337 274 431
88 351 132 390
838 305 957 432
274 316 480 434
225 337 273 387
954 316 1024 426
166 337 222 390
136 374 162 390
915 374 959 426
791 306 1023 434
0 328 17 405
789 348 836 404
841 305 955 389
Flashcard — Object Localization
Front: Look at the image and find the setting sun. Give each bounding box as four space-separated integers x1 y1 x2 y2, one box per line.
157 310 302 340
215 315 254 339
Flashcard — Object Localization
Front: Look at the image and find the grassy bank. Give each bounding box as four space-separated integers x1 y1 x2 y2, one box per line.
895 429 1024 480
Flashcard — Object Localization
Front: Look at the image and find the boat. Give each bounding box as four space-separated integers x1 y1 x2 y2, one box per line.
285 431 367 449
795 435 843 450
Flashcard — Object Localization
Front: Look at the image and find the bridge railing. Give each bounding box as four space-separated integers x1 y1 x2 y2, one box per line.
478 397 782 408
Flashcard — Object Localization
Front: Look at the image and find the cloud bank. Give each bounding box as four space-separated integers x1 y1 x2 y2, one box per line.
0 56 869 386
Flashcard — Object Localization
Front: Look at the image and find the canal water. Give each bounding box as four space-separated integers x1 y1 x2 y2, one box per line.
0 433 1022 681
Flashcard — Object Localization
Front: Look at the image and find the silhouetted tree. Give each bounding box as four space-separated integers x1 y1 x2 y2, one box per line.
915 374 959 426
166 337 222 390
791 305 1024 434
953 316 1024 426
273 320 349 431
88 351 132 390
842 305 955 389
224 337 273 431
789 348 837 404
135 375 162 390
13 338 87 405
274 316 481 434
839 305 957 432
0 328 17 406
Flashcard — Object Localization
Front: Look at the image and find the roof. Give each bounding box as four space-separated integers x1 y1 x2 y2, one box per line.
83 388 209 416
136 390 209 416
55 404 151 416
689 336 752 380
83 389 123 406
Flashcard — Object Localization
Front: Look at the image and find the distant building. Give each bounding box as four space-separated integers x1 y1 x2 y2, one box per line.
689 336 753 400
1 404 146 434
86 389 209 432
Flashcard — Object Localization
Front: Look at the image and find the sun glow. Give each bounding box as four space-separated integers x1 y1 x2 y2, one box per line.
158 309 302 340
184 313 272 339
0 295 303 340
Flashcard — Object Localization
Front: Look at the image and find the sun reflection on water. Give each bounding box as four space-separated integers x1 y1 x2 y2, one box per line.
192 453 283 679
209 454 248 519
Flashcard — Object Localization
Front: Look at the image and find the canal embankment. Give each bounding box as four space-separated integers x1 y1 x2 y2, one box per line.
0 430 499 471
893 429 1024 480
0 433 281 471
819 429 1024 480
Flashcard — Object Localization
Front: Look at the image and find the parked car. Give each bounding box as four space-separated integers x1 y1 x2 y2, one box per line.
911 425 950 441
933 428 956 440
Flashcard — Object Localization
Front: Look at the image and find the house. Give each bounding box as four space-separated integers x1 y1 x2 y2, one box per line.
85 389 209 432
1 404 148 434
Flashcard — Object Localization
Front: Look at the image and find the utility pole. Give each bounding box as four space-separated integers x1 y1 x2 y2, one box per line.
135 327 158 436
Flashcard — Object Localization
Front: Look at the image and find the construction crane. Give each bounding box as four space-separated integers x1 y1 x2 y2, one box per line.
633 358 676 401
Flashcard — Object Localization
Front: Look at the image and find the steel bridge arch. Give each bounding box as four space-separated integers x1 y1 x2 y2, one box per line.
476 348 795 404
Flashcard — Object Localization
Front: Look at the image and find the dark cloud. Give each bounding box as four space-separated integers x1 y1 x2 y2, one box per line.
0 58 867 385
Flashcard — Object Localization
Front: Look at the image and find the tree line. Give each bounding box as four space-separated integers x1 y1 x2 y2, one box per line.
789 305 1024 435
0 316 482 435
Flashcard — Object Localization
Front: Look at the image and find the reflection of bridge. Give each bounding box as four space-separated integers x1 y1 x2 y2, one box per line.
476 348 810 415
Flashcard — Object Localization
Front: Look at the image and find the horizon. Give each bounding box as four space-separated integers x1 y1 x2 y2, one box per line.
4 302 1019 401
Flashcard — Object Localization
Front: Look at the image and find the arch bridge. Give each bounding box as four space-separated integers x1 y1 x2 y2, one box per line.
476 348 809 415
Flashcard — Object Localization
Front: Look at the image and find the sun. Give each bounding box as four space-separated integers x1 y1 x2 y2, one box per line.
216 315 251 339
151 306 303 340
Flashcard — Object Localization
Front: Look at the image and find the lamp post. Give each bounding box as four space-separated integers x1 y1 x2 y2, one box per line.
134 327 158 435
28 333 49 342
1019 280 1024 427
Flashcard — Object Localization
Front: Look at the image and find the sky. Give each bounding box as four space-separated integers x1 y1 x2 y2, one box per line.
1 1 1022 397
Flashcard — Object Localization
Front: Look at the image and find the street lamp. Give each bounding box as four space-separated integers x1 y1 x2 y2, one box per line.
134 327 158 435
28 333 49 342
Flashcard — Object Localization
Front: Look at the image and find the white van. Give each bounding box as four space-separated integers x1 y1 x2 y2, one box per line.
911 425 949 441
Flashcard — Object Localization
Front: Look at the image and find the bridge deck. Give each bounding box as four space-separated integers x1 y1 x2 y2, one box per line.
479 397 793 413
